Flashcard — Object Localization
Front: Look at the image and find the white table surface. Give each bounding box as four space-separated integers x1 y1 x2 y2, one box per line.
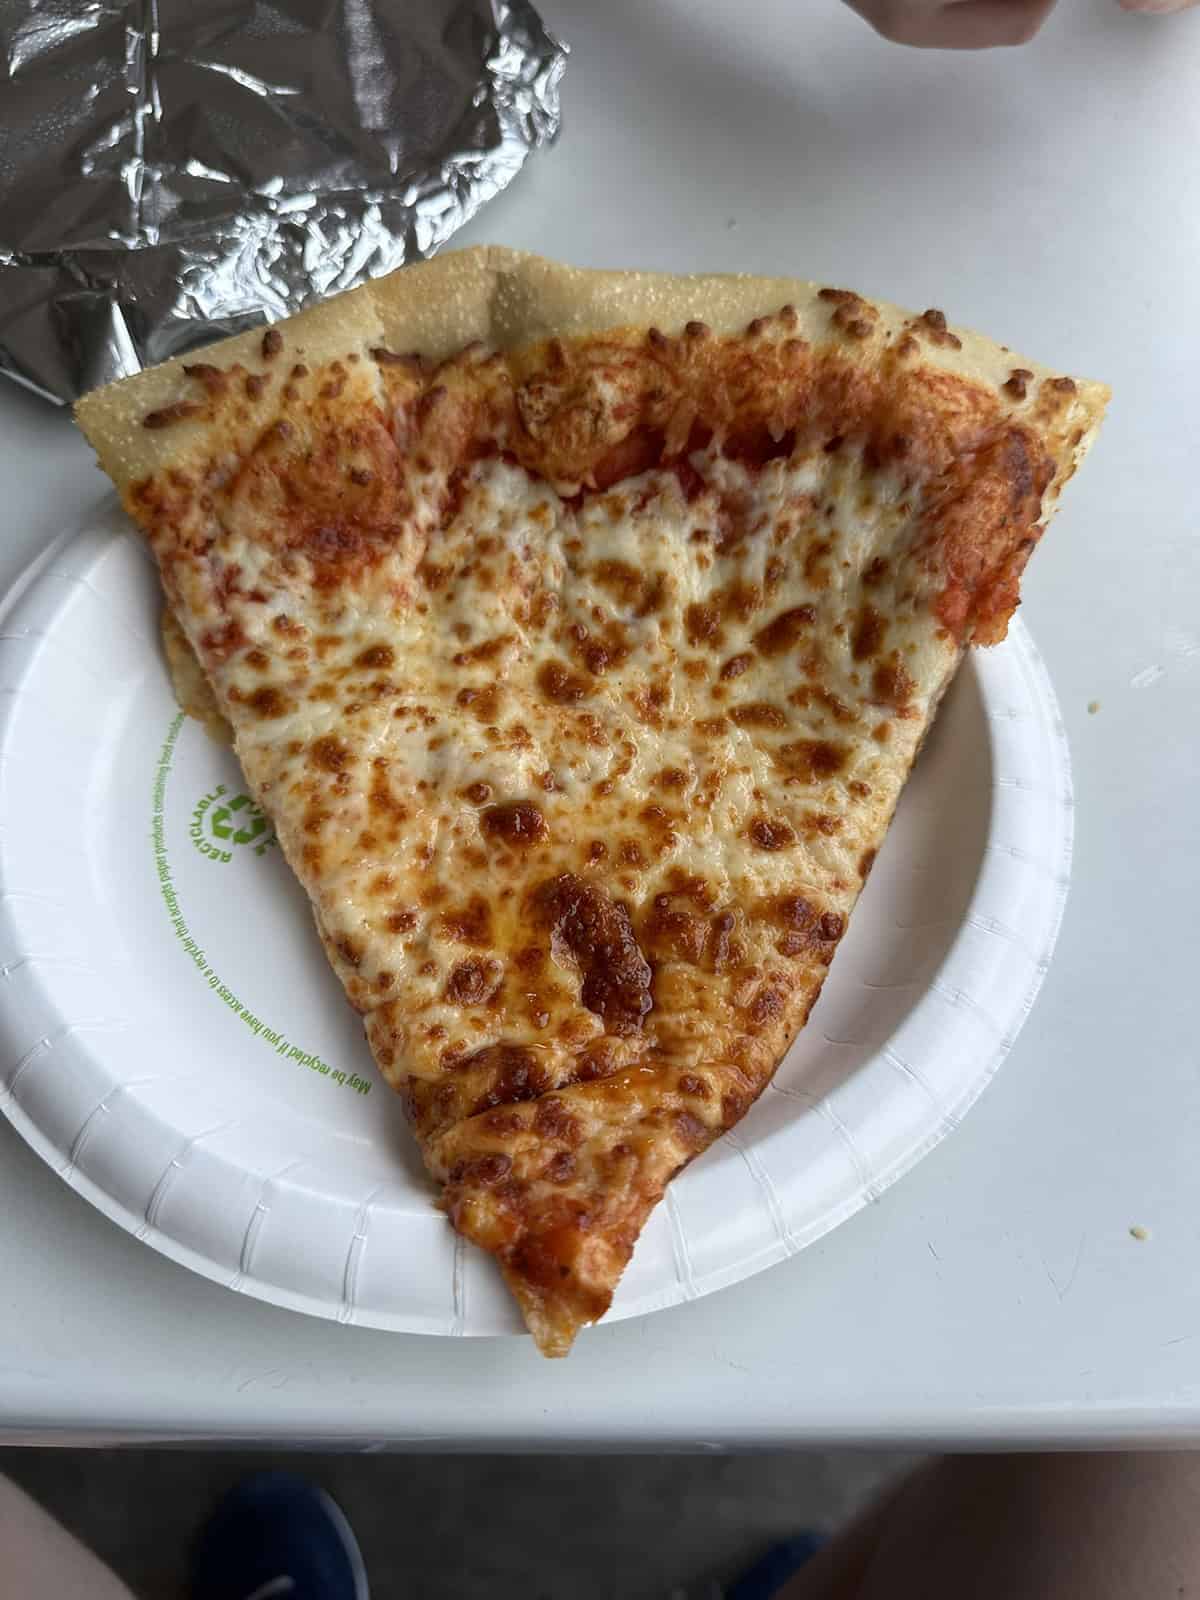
1 0 1197 1448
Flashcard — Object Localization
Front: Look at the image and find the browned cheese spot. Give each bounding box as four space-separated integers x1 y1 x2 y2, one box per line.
440 897 493 946
774 738 848 784
445 957 502 1006
481 801 548 848
852 604 886 661
730 702 787 729
772 895 846 957
749 817 796 851
309 734 349 773
533 874 652 1035
537 659 590 704
685 600 721 647
754 605 816 657
246 685 291 718
356 642 395 669
871 659 916 710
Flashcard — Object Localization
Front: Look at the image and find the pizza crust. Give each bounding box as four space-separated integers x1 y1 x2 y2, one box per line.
78 246 1108 500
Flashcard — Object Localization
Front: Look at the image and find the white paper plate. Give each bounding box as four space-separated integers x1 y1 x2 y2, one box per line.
0 504 1071 1338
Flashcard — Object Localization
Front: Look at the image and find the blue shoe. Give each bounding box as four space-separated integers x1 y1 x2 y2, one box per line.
190 1470 369 1600
726 1533 825 1600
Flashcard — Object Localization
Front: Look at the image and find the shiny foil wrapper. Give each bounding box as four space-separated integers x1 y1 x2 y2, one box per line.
0 0 566 404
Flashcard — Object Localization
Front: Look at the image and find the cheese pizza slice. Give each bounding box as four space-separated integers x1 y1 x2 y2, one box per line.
76 248 1106 1355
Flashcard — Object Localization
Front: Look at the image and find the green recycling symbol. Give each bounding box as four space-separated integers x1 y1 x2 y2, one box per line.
211 792 269 847
190 784 277 864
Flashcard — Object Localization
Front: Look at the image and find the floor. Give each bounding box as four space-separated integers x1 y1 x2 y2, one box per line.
0 1447 916 1599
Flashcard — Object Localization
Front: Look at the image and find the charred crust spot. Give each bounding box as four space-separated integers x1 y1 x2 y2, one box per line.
720 653 754 681
370 346 423 369
1049 376 1077 394
533 874 652 1035
684 320 710 339
1003 368 1033 400
677 1073 711 1099
182 362 226 390
647 327 670 351
545 1151 577 1183
481 801 548 848
922 308 947 331
859 847 877 878
261 327 283 359
385 908 417 934
245 373 268 399
143 401 200 430
463 781 492 806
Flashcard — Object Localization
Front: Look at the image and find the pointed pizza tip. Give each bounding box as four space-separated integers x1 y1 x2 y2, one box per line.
503 1270 584 1359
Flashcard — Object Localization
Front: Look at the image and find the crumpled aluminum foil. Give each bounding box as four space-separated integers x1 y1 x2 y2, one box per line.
0 0 566 404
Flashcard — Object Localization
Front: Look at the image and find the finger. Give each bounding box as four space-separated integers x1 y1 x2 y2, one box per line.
848 0 1058 47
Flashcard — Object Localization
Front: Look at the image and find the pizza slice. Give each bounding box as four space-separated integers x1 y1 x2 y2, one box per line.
75 247 1107 1355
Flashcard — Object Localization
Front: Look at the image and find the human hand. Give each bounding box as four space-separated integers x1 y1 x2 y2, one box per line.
845 0 1199 48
